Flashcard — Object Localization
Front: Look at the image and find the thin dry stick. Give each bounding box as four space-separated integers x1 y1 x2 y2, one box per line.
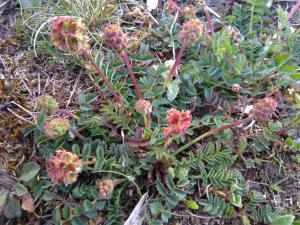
7 108 33 124
66 72 81 107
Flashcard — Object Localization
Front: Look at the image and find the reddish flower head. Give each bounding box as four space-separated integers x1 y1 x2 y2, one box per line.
103 24 128 52
167 0 181 13
134 99 153 114
179 18 204 45
164 109 192 138
47 150 82 186
98 179 114 198
44 118 70 139
252 98 278 122
51 16 89 54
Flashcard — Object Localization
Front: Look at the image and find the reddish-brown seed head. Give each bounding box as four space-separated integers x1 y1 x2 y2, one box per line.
103 24 128 52
51 16 89 54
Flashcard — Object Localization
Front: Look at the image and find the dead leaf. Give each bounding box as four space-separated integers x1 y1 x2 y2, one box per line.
21 194 34 213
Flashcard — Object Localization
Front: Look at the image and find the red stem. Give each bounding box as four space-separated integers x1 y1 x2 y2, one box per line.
69 128 85 140
121 52 143 100
169 0 182 13
173 116 253 156
204 6 215 37
146 112 151 129
83 49 123 106
165 44 186 84
287 0 300 21
57 109 75 118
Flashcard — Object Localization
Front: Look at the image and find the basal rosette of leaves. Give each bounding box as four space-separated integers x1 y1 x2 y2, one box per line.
9 0 300 224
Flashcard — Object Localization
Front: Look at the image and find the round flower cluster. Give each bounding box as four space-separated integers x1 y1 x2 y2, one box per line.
164 109 193 138
98 179 114 198
179 18 204 45
47 150 82 186
51 16 89 54
103 24 128 52
36 95 58 115
44 118 70 139
183 5 196 20
166 0 181 13
134 99 153 114
252 98 277 122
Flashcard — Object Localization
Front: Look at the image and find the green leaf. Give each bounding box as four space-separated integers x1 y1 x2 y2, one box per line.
22 124 36 136
269 121 282 132
156 182 168 197
275 53 292 67
19 162 40 182
173 188 187 200
130 53 155 62
19 0 42 8
149 201 164 216
53 207 62 225
185 199 199 210
291 73 300 80
166 176 175 190
272 215 295 225
293 220 300 225
167 82 179 102
42 192 55 201
15 183 28 197
161 211 172 223
4 197 22 219
71 217 86 225
231 193 242 208
62 206 71 220
242 215 251 225
0 190 7 207
95 200 106 210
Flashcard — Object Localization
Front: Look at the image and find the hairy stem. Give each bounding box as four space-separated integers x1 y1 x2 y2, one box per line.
83 49 123 106
170 0 182 13
146 112 151 129
204 6 215 37
69 127 85 140
57 109 76 118
165 44 186 84
173 116 253 156
287 0 300 21
121 52 143 100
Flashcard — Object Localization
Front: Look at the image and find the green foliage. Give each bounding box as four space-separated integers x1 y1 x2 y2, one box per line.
100 103 134 131
19 162 41 182
251 205 282 224
151 175 193 223
246 191 263 212
16 0 300 224
199 193 235 218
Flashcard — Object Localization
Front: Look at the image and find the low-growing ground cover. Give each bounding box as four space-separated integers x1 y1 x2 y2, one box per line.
0 0 300 224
